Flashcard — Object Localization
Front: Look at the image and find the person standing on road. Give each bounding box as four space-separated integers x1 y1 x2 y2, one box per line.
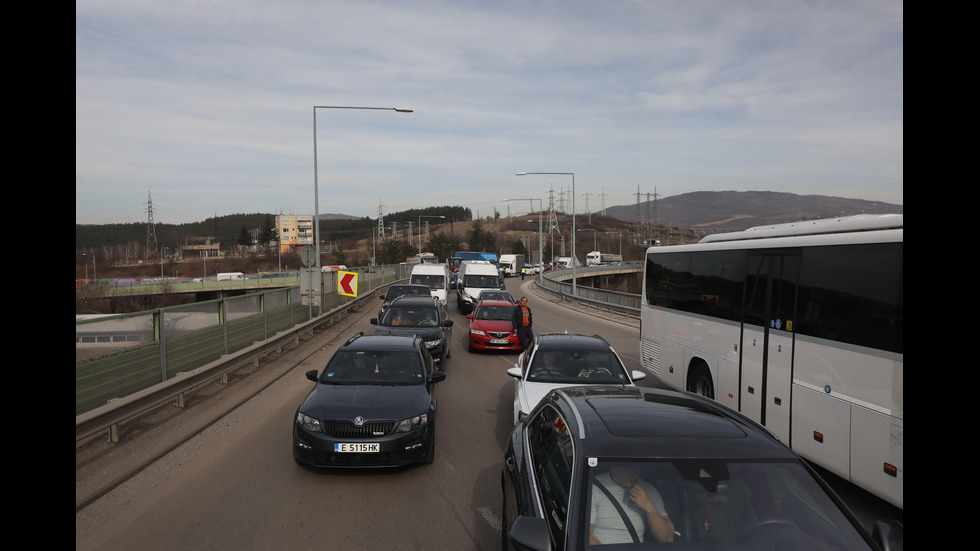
511 296 534 351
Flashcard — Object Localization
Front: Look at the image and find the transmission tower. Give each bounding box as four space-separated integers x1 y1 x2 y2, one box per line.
377 199 386 241
145 191 159 261
634 186 642 241
652 187 660 241
547 185 561 234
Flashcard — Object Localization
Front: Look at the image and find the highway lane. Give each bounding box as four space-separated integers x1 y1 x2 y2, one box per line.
75 277 901 550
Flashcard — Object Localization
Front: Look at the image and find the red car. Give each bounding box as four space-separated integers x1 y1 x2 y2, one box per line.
466 300 521 352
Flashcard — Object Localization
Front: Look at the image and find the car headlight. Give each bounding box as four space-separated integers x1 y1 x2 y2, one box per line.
470 329 487 336
296 412 321 432
395 413 429 432
425 338 444 348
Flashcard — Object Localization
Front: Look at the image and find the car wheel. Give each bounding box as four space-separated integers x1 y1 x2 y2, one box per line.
688 361 715 399
422 426 435 464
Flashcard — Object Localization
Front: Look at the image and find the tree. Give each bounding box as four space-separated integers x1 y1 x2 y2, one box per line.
377 239 415 265
512 239 528 257
236 225 252 251
258 215 277 252
424 232 461 262
467 227 498 253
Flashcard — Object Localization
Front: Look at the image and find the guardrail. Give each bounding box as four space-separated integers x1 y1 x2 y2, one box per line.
535 264 642 322
75 265 413 443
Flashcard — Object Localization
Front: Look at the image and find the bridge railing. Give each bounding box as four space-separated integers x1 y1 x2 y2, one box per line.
75 264 414 420
535 263 642 320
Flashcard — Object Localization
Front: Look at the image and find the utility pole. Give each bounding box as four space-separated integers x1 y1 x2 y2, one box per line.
145 191 159 262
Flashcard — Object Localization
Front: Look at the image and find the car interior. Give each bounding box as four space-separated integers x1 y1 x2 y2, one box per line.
587 460 869 549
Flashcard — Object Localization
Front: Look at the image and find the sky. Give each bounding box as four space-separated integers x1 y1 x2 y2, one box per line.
76 0 903 226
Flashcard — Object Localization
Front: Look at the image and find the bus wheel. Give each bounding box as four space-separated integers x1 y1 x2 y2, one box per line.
688 363 715 400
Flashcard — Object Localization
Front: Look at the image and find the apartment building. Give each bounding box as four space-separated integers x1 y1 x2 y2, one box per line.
276 214 314 253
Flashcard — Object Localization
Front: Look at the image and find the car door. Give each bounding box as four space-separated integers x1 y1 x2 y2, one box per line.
528 404 574 548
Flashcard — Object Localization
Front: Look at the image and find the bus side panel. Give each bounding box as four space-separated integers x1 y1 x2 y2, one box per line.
790 387 851 482
851 408 903 509
710 356 740 412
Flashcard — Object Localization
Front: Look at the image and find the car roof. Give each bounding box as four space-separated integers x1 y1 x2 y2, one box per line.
388 284 430 291
531 333 614 351
340 332 422 352
389 295 440 306
474 299 515 307
545 386 793 460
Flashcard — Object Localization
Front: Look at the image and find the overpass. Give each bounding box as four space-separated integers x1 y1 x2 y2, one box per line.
75 273 303 303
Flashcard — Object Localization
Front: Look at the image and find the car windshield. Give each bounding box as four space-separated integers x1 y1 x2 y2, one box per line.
321 350 424 385
585 458 873 549
380 307 440 327
479 292 512 302
527 349 628 383
464 274 498 288
389 286 429 299
411 275 445 289
473 304 514 321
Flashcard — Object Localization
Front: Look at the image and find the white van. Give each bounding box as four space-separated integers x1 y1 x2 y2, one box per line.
217 272 245 281
456 260 501 314
410 263 450 305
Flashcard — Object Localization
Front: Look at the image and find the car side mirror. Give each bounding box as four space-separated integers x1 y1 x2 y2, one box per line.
873 520 903 551
443 320 454 327
631 370 647 381
508 516 551 551
466 314 473 319
305 370 319 382
507 367 523 379
369 318 378 325
430 371 447 383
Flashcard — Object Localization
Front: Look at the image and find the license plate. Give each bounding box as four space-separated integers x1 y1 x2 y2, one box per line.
334 442 379 453
490 338 510 344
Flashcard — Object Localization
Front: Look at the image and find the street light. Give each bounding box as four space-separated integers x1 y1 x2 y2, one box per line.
418 215 446 255
605 232 622 257
516 172 576 295
313 105 412 314
82 253 96 281
578 228 597 250
505 198 543 286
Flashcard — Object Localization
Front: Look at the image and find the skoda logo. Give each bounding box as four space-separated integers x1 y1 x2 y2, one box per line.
353 416 365 426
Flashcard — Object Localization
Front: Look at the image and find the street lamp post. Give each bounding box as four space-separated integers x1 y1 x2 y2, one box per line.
516 172 576 295
605 232 622 257
418 215 446 256
578 228 597 264
505 198 543 286
313 105 412 315
82 253 96 281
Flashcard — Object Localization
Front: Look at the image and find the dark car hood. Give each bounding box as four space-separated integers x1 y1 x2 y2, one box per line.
369 326 445 339
300 383 431 421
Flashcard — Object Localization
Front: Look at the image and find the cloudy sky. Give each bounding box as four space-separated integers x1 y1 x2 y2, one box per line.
76 0 903 225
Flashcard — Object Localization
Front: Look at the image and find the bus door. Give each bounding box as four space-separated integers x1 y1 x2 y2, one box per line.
740 252 799 443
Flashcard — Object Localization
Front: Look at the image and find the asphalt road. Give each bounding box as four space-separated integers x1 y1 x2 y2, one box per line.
75 278 901 550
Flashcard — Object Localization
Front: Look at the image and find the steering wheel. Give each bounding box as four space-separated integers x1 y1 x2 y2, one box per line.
583 367 612 379
737 518 799 540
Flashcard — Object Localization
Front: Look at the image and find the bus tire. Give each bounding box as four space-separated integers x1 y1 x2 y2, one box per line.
688 362 715 400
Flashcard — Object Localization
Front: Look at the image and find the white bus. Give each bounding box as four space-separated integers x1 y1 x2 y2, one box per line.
640 214 903 509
